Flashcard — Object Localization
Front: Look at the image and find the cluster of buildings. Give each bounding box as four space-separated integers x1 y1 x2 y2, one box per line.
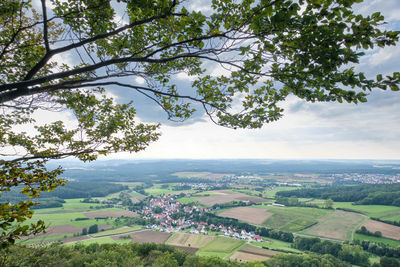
139 194 263 242
328 173 400 184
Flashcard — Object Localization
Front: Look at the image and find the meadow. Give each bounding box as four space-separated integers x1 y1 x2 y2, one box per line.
302 210 367 240
196 236 245 259
333 202 400 219
261 206 333 232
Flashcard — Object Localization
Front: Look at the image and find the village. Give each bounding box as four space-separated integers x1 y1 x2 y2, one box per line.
139 194 263 242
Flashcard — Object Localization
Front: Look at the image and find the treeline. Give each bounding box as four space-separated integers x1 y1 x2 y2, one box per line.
294 236 400 263
32 197 66 209
0 242 353 267
276 183 400 206
356 226 382 237
371 217 400 227
44 181 127 199
354 239 400 258
192 212 293 242
293 237 370 266
275 196 333 209
1 181 127 203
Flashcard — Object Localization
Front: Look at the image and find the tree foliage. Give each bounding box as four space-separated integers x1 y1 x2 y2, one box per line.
0 0 399 246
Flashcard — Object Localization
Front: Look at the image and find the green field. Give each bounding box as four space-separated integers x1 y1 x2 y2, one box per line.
354 233 400 247
145 184 194 195
196 236 244 259
128 191 146 198
18 233 75 244
261 206 332 232
250 239 301 253
90 226 142 237
334 202 400 219
263 186 298 198
70 236 131 245
175 196 201 204
302 210 367 241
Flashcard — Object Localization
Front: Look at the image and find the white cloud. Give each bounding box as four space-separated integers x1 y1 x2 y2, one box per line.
135 77 146 84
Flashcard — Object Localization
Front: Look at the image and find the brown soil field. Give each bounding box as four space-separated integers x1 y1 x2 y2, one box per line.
303 210 366 240
362 220 400 240
84 210 138 218
197 190 267 206
166 232 215 248
239 244 280 257
24 225 83 239
170 245 199 254
229 251 271 262
123 230 171 244
62 235 90 243
219 207 272 225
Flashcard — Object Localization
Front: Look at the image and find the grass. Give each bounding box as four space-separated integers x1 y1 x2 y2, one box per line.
197 236 244 258
302 210 367 241
250 238 301 253
71 236 131 245
129 191 146 198
34 199 104 214
176 196 201 205
384 214 400 222
18 233 74 244
333 202 400 219
90 226 142 237
31 211 115 228
263 186 298 198
261 206 332 232
354 233 400 247
166 232 215 248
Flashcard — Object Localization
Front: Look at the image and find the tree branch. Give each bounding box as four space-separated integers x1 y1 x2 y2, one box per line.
22 3 178 81
41 0 50 53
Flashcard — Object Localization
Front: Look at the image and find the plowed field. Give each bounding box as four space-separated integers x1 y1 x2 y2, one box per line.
219 207 272 225
84 211 138 218
362 220 400 240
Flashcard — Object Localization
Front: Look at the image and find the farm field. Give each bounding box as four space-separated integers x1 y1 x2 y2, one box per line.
230 244 281 262
166 232 215 248
361 219 400 240
173 172 232 179
196 236 244 259
261 206 332 232
263 186 299 198
25 196 143 244
196 190 267 206
70 236 132 245
90 225 143 237
229 251 270 262
33 198 105 214
250 239 301 253
239 243 281 257
169 245 199 254
123 230 171 244
84 210 138 218
145 184 194 195
302 210 367 240
354 233 400 247
219 207 272 225
333 202 400 219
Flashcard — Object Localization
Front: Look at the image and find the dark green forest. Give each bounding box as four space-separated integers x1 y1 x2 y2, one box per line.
0 243 353 267
276 184 400 206
0 181 126 208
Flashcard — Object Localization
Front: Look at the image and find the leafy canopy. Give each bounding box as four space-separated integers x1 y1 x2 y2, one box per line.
0 0 399 247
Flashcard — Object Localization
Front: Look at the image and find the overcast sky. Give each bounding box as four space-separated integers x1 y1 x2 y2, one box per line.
32 0 400 160
102 0 398 160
